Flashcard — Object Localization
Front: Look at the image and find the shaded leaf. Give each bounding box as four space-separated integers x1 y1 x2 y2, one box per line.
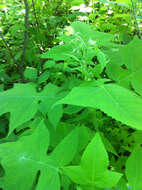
24 67 37 80
106 37 142 96
126 145 142 190
38 71 50 84
49 128 78 167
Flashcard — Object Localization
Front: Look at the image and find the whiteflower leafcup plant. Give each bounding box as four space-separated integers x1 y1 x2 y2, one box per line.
0 21 142 190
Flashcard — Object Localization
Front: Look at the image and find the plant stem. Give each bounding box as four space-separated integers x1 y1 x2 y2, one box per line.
131 0 142 39
0 31 15 62
21 0 29 82
32 0 40 33
31 0 44 51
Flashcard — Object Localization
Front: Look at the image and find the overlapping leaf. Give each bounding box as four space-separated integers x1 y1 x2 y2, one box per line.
126 145 142 190
56 83 142 130
106 37 142 96
41 44 75 61
71 21 115 47
39 83 63 129
0 83 63 133
0 121 78 190
41 21 115 73
0 83 39 134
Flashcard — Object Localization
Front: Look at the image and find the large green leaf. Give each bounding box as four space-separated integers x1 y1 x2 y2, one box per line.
126 145 142 190
41 44 75 61
56 83 142 130
0 121 51 190
81 132 108 176
0 122 78 190
106 37 142 96
0 83 63 134
71 22 115 47
0 83 39 134
41 22 116 64
36 168 60 190
63 133 122 189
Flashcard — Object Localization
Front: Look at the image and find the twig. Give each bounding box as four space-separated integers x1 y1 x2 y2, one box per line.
30 0 38 9
20 0 30 82
32 0 40 34
0 31 15 62
31 0 44 52
131 0 142 39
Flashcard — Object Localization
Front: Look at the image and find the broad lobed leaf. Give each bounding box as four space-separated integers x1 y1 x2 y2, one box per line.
0 83 63 134
0 122 78 190
63 133 122 189
56 83 142 130
106 37 142 96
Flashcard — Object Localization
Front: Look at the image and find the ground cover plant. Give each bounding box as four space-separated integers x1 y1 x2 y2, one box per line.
0 0 142 190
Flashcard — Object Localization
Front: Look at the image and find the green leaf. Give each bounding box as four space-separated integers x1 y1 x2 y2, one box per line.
0 123 78 190
38 71 50 84
71 21 115 47
100 133 117 156
49 128 78 167
116 178 129 190
43 60 56 69
64 165 90 185
78 126 93 152
94 170 122 188
0 83 39 134
71 0 84 6
36 168 60 190
106 37 142 96
0 83 63 133
81 133 108 176
48 104 63 129
56 83 142 130
63 133 122 189
24 67 37 80
60 175 71 190
39 84 60 111
126 145 142 190
116 0 131 5
39 83 63 129
0 121 50 190
41 44 74 61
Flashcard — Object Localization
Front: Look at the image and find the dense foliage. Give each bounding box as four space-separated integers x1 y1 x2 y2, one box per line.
0 0 142 189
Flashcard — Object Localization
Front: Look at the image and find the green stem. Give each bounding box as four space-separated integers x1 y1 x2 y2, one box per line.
131 0 142 39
